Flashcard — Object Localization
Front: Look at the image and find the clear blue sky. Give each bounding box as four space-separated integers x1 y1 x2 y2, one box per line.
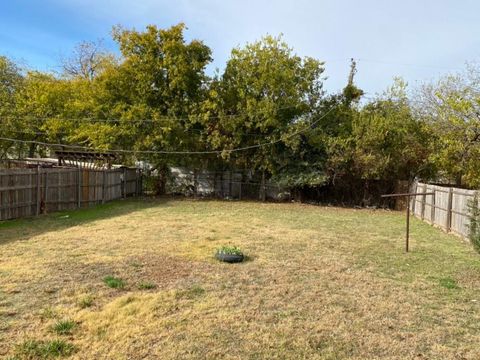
1 0 479 95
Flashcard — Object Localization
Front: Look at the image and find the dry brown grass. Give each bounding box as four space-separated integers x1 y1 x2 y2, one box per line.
1 199 480 359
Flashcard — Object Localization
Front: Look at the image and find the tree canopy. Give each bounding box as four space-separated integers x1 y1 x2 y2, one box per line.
1 23 479 201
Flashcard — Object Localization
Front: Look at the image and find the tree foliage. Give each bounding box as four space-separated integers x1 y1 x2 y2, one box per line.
3 23 479 202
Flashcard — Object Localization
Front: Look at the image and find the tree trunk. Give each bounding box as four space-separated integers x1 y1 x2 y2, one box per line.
155 166 168 196
193 169 199 198
28 143 36 158
455 173 462 187
260 170 266 202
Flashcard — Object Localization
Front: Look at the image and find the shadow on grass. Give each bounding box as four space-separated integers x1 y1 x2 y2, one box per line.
0 197 171 246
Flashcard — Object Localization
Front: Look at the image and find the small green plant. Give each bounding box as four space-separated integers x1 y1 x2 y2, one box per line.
468 194 480 253
51 319 77 335
103 276 125 289
15 339 75 358
439 277 459 290
216 245 243 256
138 281 156 290
77 295 94 309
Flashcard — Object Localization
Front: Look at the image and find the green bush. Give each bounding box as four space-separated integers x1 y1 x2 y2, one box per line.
216 245 243 256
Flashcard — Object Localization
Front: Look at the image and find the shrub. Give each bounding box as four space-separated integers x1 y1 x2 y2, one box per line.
216 245 243 256
103 276 125 289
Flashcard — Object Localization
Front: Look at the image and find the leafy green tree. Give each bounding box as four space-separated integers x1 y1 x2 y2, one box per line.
352 78 433 182
417 67 480 186
201 35 325 187
0 56 24 158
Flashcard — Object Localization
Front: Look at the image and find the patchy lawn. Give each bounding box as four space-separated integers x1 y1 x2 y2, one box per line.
1 199 479 359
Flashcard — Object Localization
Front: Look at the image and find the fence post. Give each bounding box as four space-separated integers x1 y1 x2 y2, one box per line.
421 183 427 220
102 170 106 204
36 166 41 216
139 170 143 196
122 167 127 199
410 181 417 215
77 167 82 208
431 188 436 224
44 170 48 214
446 187 453 232
260 170 266 202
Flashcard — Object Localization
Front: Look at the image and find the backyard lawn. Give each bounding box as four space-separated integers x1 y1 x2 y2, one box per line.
1 199 479 359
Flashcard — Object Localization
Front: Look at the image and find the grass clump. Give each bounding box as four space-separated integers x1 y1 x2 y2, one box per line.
50 319 77 335
15 339 75 358
439 277 459 290
77 295 94 309
138 281 156 290
216 245 243 256
103 276 125 289
39 307 57 320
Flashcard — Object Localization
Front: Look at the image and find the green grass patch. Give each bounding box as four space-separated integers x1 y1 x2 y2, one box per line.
138 281 156 290
439 277 459 290
50 319 77 335
103 276 125 289
77 295 94 309
15 339 75 358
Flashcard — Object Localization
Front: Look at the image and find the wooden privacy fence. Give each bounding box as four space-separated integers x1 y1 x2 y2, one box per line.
411 182 477 239
0 167 142 221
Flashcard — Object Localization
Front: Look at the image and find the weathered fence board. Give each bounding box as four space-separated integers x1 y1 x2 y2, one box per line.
411 182 477 239
0 167 141 221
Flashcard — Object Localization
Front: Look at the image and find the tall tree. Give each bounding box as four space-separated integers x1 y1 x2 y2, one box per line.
202 35 325 182
416 66 480 186
0 56 24 158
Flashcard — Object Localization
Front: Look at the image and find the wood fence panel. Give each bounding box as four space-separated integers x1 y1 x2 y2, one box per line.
412 182 478 241
433 186 450 231
0 167 140 221
451 188 475 238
